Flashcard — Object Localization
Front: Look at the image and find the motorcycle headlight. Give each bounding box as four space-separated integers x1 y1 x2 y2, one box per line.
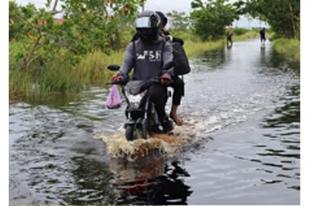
126 91 146 108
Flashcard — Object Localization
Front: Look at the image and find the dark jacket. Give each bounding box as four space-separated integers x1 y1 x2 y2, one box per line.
119 36 174 81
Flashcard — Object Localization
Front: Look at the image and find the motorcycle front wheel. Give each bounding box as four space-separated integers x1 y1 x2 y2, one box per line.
125 125 135 141
141 119 148 139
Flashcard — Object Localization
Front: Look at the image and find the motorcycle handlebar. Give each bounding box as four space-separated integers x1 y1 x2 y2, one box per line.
110 77 161 86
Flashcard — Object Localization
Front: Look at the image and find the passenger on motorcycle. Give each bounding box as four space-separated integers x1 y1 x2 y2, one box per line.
156 11 185 126
112 11 174 132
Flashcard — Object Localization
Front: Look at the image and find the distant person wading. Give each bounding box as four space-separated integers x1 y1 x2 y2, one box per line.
226 24 233 48
260 27 266 47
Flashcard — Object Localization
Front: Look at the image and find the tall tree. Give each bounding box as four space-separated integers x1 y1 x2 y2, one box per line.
9 0 145 70
190 0 239 40
235 0 300 38
167 10 191 31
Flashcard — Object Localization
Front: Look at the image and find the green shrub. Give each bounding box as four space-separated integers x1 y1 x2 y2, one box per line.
9 41 84 98
233 28 249 36
75 50 124 85
191 0 238 40
233 30 258 41
273 38 300 63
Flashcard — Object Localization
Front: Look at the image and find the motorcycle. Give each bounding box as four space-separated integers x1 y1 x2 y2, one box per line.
107 64 170 141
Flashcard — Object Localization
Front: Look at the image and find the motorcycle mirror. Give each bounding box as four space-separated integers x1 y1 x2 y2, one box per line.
107 64 120 71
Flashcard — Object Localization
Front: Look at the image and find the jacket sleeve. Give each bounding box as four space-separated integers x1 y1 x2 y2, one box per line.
131 33 139 42
119 42 134 78
172 37 184 46
162 41 175 77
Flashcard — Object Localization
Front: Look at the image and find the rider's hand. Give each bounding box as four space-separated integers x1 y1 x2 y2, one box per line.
111 73 124 83
165 35 173 42
160 73 172 85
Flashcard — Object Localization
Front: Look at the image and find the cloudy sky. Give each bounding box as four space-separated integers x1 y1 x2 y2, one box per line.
15 0 266 28
144 0 192 13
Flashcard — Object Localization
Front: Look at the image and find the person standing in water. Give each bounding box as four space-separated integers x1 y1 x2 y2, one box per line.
260 27 266 47
226 23 233 48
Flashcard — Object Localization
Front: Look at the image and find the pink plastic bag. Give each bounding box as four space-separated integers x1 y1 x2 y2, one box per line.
105 85 122 109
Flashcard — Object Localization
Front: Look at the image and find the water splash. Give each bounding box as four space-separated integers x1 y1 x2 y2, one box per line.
94 118 200 159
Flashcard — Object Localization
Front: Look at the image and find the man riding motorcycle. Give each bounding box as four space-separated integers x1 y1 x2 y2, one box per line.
112 11 174 132
130 11 187 126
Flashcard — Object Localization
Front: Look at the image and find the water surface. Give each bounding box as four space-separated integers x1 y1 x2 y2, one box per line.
10 39 300 205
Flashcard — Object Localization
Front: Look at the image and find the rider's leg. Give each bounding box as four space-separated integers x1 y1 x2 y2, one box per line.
148 84 168 121
170 76 184 126
227 36 232 47
148 84 173 131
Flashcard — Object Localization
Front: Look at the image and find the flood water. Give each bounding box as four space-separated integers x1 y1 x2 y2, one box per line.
9 39 300 205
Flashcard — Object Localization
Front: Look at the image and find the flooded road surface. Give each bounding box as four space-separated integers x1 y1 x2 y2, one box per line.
9 39 300 205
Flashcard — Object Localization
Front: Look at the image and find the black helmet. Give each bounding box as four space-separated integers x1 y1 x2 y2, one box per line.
156 11 168 27
135 10 161 42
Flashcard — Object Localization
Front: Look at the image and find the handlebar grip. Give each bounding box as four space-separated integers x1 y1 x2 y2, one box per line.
111 80 126 85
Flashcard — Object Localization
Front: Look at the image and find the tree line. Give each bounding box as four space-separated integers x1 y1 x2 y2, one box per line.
9 0 300 98
167 0 300 40
10 0 300 71
9 0 145 71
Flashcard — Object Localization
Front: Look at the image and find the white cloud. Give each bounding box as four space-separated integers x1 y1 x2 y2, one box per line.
16 0 46 7
144 0 192 13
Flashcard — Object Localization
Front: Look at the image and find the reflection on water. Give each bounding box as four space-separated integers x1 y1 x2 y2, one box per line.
64 156 116 205
258 84 300 191
190 49 226 73
257 44 299 76
111 155 192 205
263 85 300 127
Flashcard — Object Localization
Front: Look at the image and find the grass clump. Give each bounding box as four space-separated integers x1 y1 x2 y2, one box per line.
9 40 124 101
273 38 300 63
184 39 225 58
75 50 123 85
9 29 259 102
182 29 258 58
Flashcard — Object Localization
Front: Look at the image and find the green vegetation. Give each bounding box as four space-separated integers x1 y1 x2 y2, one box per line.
166 4 258 57
9 0 299 102
183 30 258 58
273 38 300 63
184 39 225 58
167 11 191 32
235 0 300 63
233 30 258 41
190 0 238 40
9 41 122 100
236 0 299 39
9 0 142 100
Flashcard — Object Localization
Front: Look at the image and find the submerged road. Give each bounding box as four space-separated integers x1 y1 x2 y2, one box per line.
10 39 300 205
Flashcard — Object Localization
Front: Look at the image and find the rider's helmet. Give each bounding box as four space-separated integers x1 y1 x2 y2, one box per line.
135 10 161 42
155 11 168 28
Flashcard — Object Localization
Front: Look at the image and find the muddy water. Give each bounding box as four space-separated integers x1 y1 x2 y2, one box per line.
9 39 300 205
